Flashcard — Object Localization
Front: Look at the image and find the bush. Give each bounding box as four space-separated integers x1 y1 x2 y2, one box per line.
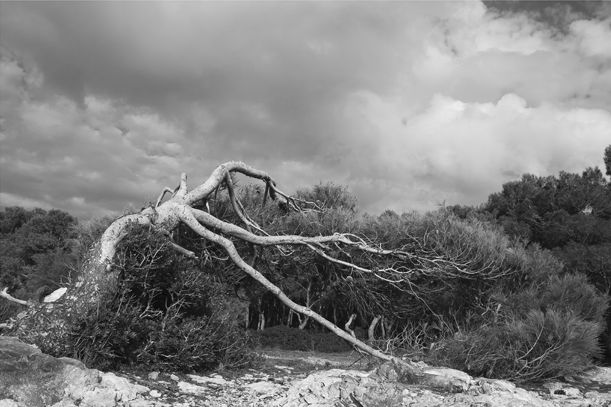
428 272 608 382
66 224 257 372
431 309 603 382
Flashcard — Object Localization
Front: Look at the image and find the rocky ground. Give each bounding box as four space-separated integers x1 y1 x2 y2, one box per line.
2 336 611 407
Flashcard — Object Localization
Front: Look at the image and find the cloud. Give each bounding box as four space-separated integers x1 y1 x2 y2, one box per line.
0 1 609 217
570 17 611 58
340 92 611 213
0 53 192 217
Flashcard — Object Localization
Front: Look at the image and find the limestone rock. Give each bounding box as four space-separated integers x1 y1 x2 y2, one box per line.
580 366 611 383
43 287 67 303
0 336 99 407
0 336 149 407
4 335 611 407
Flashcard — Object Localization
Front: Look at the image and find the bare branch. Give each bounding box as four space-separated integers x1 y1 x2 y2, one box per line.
1 287 28 306
178 208 394 361
169 242 198 259
183 162 276 206
155 187 176 208
345 313 357 338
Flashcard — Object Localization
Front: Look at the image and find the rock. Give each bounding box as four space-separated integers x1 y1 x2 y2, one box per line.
100 372 150 402
273 368 412 407
176 381 207 395
187 373 229 386
245 381 283 395
580 366 611 384
373 360 471 393
0 336 150 407
3 335 610 407
446 388 555 407
584 390 611 405
0 336 99 407
476 377 517 393
43 287 67 303
543 382 564 394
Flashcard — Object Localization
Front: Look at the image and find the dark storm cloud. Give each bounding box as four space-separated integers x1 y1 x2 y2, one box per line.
0 1 610 217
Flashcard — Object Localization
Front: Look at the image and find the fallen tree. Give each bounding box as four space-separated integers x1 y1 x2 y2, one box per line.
3 163 398 358
1 161 523 385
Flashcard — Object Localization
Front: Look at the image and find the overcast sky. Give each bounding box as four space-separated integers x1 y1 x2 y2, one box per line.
1 1 610 218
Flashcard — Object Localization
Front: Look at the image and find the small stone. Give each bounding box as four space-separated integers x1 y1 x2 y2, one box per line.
562 387 581 397
149 389 162 398
170 374 180 381
148 371 159 380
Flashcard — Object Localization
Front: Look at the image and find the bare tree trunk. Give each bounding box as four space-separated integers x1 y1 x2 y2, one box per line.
257 311 265 330
345 313 357 338
368 315 382 342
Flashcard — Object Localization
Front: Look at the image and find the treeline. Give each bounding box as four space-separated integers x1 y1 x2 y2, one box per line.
1 145 610 382
0 207 77 319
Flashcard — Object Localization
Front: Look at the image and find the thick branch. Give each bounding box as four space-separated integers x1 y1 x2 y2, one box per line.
98 211 156 267
182 162 275 206
170 242 198 259
155 187 176 208
369 315 382 341
0 288 28 306
191 208 350 247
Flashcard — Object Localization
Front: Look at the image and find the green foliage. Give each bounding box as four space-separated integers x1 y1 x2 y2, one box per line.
485 170 611 249
553 242 611 294
0 207 77 322
296 182 359 212
429 272 608 382
480 147 611 365
67 224 257 372
252 325 352 353
431 309 602 383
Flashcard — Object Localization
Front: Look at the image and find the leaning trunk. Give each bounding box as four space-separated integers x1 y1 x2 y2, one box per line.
11 241 118 355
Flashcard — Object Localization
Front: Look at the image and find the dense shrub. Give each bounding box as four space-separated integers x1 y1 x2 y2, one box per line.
0 207 77 323
431 309 603 383
66 224 257 372
429 273 608 382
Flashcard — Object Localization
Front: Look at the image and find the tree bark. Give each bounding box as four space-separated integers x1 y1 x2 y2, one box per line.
368 315 382 342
